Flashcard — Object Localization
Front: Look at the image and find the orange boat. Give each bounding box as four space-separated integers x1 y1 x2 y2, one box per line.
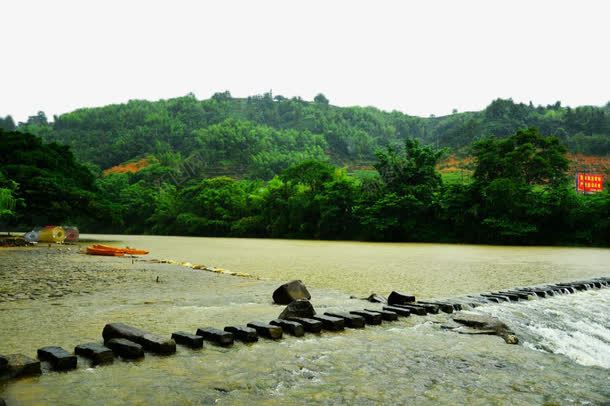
91 244 149 255
86 246 125 256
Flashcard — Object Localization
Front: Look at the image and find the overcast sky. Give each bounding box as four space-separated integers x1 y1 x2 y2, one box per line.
2 0 609 122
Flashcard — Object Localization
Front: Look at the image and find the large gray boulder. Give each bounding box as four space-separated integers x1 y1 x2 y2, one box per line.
102 323 176 355
273 280 311 304
451 313 519 344
278 299 316 319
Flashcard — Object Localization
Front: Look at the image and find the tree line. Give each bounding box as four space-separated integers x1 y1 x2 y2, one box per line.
1 127 608 246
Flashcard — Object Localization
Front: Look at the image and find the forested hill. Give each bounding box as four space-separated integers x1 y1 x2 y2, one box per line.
4 93 610 177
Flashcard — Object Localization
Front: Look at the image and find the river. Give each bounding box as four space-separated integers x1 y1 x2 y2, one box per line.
0 236 608 405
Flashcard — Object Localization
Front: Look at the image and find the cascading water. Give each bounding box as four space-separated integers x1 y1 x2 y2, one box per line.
474 288 610 369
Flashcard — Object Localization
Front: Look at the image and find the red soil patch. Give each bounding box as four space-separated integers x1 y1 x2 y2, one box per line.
103 158 150 175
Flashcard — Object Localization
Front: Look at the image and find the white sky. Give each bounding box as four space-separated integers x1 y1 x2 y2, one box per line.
1 0 609 122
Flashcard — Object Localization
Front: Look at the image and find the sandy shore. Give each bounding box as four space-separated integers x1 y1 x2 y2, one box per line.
0 245 157 303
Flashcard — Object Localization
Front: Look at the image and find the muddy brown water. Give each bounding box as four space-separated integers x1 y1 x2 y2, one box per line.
0 236 608 405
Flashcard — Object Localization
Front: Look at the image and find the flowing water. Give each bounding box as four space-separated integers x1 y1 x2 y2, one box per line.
0 236 609 405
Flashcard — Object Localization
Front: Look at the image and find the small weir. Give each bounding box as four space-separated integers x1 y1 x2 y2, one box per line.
1 276 608 385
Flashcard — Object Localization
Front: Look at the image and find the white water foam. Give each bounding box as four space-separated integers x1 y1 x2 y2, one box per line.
474 288 610 369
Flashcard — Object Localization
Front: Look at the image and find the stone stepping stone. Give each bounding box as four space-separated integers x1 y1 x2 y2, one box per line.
417 301 455 313
471 295 501 303
246 322 283 339
37 346 77 371
224 326 258 343
409 303 440 314
364 309 398 321
481 294 511 302
171 332 204 349
286 317 323 333
105 338 144 359
499 291 531 300
382 306 411 317
392 304 427 316
102 323 176 355
387 291 416 306
196 327 234 346
4 354 41 378
312 315 345 331
324 312 365 328
490 292 520 302
74 343 114 365
270 319 305 337
350 310 382 325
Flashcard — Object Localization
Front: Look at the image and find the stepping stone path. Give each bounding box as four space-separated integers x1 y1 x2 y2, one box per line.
286 317 323 333
171 332 204 349
196 327 234 346
324 312 365 328
224 326 258 343
246 322 283 339
313 315 345 331
75 343 114 365
0 276 607 383
106 338 144 359
37 346 77 371
270 319 305 337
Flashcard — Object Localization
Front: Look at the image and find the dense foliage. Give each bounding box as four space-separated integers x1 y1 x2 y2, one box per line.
2 126 608 246
14 95 610 181
0 129 100 227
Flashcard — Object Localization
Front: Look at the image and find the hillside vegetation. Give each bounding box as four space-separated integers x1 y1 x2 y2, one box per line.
4 93 610 179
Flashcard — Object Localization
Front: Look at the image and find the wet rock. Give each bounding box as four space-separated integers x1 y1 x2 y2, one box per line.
365 293 387 304
4 354 42 378
324 312 365 328
499 291 531 300
481 293 511 302
37 346 77 371
272 280 311 305
452 313 519 344
106 338 144 359
350 310 382 325
224 326 258 343
383 305 411 317
102 323 176 355
286 317 323 333
313 315 345 331
387 291 415 305
365 308 399 321
270 319 305 337
74 343 114 365
196 327 234 346
471 295 501 303
171 332 204 348
247 322 283 339
278 299 316 319
393 304 427 316
408 303 440 314
490 292 520 302
417 301 455 313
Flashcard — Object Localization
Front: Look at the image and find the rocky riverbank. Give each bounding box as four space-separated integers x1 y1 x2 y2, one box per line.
0 245 155 303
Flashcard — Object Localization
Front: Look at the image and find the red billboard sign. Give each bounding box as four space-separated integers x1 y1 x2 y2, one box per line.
576 173 604 193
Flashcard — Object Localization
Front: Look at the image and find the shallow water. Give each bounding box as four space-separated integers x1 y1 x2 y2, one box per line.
86 234 610 297
1 237 609 405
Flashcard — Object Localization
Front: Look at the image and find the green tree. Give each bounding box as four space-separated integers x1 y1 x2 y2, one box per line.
356 139 444 241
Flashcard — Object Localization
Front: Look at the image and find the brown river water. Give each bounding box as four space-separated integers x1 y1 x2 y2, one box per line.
0 235 609 405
